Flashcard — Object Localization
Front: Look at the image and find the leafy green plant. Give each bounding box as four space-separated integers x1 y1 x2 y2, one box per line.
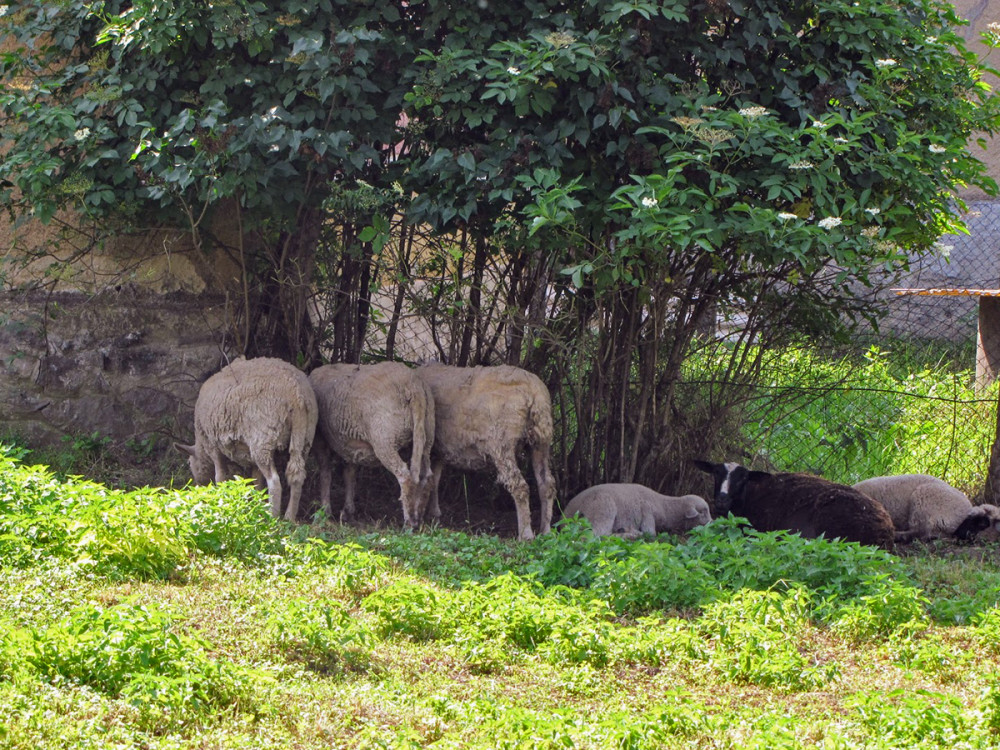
831 576 930 642
362 579 451 642
265 597 374 675
698 587 839 691
24 601 260 730
851 689 974 749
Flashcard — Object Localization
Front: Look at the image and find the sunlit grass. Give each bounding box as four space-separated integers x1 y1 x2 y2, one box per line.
4 446 1000 748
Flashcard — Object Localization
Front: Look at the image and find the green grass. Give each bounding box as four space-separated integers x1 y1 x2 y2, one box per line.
5 447 1000 748
690 342 998 493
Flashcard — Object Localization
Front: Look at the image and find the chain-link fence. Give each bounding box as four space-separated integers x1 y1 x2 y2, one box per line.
739 201 1000 498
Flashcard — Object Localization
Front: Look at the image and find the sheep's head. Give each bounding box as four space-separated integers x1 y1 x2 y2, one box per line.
693 460 761 515
173 442 214 485
953 504 1000 540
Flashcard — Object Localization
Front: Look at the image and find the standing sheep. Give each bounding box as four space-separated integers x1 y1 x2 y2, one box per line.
693 460 895 550
417 363 556 541
308 362 435 529
852 473 1000 542
562 484 712 538
174 357 318 521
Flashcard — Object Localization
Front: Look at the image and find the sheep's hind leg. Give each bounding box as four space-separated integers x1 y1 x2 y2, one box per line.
253 452 283 519
494 450 534 541
371 444 419 529
284 450 307 523
531 443 556 535
341 464 358 523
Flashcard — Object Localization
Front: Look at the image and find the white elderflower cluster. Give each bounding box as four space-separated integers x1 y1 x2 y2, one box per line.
507 66 521 75
777 212 798 221
928 144 947 154
788 161 814 170
875 58 897 68
73 127 91 141
641 196 658 208
739 106 768 118
817 216 842 230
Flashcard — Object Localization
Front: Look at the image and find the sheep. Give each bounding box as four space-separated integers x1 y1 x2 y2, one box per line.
693 460 895 550
417 363 556 541
852 473 1000 542
562 483 712 539
308 362 434 529
174 356 318 521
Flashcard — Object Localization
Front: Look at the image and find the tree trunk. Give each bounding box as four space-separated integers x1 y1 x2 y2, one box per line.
985 391 1000 503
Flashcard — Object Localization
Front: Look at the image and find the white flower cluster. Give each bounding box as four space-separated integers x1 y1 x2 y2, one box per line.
73 127 91 141
817 217 842 230
788 161 814 170
864 207 880 216
875 58 897 68
777 212 798 221
641 196 658 208
928 144 947 154
739 106 768 119
507 66 521 75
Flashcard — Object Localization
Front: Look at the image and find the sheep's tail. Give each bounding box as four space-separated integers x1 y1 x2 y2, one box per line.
408 384 433 487
287 391 318 486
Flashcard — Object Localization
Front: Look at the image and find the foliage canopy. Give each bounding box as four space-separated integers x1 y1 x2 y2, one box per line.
2 0 999 488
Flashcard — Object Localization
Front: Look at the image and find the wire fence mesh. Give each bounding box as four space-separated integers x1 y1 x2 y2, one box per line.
736 201 1000 497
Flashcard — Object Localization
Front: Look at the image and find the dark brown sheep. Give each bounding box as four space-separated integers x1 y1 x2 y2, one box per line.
694 460 895 551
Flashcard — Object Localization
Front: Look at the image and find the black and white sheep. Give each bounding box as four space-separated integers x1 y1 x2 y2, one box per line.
852 473 1000 542
308 362 435 529
693 460 895 550
174 357 318 521
562 484 712 538
417 363 557 541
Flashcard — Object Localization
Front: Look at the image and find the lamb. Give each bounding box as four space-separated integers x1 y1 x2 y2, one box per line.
174 357 318 521
693 460 895 550
417 363 557 541
852 473 1000 542
308 362 434 529
562 483 712 538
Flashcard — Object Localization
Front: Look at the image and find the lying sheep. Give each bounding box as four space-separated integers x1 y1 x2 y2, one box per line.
417 363 556 541
174 357 318 521
852 473 1000 542
694 460 895 550
308 362 434 529
562 484 712 538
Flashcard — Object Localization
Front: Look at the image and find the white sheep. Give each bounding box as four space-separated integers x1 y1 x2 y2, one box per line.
417 363 556 541
174 356 318 521
562 484 712 538
852 473 1000 542
308 362 435 529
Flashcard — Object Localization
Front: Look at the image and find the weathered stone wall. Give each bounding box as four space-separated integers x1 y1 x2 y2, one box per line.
0 201 244 461
0 288 234 451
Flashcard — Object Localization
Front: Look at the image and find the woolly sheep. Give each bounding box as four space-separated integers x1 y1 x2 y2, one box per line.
562 484 712 538
694 460 895 550
852 473 1000 542
174 357 318 521
308 362 434 529
417 363 556 541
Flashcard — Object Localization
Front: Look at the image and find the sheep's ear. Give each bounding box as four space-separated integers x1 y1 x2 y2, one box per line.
748 470 772 481
684 506 701 519
173 442 197 457
692 460 716 474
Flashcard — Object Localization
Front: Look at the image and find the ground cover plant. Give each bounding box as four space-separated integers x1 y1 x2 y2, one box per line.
3 446 1000 748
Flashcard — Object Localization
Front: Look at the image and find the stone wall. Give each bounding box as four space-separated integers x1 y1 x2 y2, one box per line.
0 288 234 452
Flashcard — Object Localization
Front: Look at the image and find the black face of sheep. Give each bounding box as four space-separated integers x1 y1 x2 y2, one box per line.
691 460 765 515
